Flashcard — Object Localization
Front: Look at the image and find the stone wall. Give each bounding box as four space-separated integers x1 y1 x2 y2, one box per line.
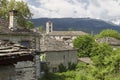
45 50 77 72
0 56 41 80
0 65 15 80
15 61 35 80
0 35 33 42
15 55 41 80
0 34 41 53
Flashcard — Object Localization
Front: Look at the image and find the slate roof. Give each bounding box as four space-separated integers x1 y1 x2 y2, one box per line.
78 57 93 64
40 37 76 52
96 37 120 46
0 40 34 57
0 18 36 35
46 31 87 36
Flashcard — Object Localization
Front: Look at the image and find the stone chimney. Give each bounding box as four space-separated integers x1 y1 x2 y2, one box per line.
46 21 53 34
9 9 18 31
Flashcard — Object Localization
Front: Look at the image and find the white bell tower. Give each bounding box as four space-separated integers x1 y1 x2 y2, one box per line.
46 21 53 34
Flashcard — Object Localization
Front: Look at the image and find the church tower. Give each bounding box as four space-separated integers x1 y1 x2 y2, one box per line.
46 21 53 34
9 9 18 31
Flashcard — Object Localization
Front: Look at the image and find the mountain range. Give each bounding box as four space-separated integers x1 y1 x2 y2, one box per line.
31 18 120 34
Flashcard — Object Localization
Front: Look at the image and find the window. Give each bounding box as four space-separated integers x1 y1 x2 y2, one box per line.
49 26 51 32
41 62 47 72
20 41 30 47
52 67 57 72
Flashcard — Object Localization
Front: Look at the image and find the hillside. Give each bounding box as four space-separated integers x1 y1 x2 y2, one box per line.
31 18 120 34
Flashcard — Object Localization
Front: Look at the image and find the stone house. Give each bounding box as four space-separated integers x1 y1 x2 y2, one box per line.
0 40 36 80
40 37 77 72
96 37 120 50
0 10 40 50
35 21 86 72
0 10 41 80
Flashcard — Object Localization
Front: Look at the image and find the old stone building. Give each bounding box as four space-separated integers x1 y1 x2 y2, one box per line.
40 37 77 72
35 21 87 72
0 10 41 80
0 10 40 50
45 21 87 46
0 40 35 80
96 37 120 50
45 21 87 39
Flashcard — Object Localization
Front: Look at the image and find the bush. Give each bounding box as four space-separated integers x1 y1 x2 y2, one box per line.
95 29 120 40
68 62 76 71
58 63 67 72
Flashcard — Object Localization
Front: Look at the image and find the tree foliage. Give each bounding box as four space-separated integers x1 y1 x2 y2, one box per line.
90 43 114 79
26 21 34 29
0 0 33 28
38 25 45 33
95 29 120 40
91 43 113 66
73 35 95 57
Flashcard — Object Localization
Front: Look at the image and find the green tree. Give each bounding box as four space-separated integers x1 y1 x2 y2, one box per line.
73 35 95 57
38 26 45 33
90 43 115 80
0 0 33 28
26 21 34 29
111 47 120 73
0 0 8 19
95 29 120 40
91 43 113 65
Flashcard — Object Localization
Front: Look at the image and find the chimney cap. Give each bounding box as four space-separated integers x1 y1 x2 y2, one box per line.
9 9 18 13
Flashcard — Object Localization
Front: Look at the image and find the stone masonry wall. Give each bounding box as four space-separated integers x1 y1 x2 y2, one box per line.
15 55 41 80
0 65 15 80
15 61 35 80
46 50 77 72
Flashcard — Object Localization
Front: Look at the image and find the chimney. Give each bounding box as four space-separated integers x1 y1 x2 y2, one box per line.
46 21 53 34
9 9 18 31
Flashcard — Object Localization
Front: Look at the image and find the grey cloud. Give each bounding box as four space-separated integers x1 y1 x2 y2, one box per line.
24 0 120 21
26 0 40 7
89 0 100 7
76 0 90 9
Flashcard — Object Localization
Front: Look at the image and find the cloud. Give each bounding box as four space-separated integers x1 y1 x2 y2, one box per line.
20 0 120 21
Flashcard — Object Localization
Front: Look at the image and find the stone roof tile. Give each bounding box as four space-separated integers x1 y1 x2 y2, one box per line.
47 31 87 36
40 37 76 52
0 40 34 57
96 37 120 46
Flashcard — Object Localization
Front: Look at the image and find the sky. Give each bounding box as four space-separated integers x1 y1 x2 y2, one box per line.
17 0 120 21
